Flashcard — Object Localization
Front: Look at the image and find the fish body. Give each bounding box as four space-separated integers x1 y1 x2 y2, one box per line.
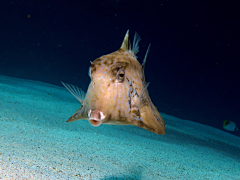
62 30 165 135
223 120 239 131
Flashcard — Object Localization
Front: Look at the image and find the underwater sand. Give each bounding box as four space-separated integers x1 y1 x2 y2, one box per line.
0 75 239 180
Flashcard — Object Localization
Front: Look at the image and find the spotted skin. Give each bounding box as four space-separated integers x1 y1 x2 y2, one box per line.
62 31 165 135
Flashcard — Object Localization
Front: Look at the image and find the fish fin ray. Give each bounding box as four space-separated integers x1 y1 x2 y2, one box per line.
61 82 85 104
132 32 141 56
142 43 151 70
66 106 83 122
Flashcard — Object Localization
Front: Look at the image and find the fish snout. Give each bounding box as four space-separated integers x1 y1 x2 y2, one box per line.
88 109 106 127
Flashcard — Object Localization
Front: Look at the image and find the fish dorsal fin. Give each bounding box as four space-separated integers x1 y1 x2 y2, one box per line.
223 120 229 126
120 30 131 51
142 43 151 70
61 82 86 104
132 32 141 56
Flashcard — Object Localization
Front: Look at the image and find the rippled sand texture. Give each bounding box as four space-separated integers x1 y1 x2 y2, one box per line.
0 75 239 180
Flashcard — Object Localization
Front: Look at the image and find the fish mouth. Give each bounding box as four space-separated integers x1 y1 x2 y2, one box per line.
88 109 106 127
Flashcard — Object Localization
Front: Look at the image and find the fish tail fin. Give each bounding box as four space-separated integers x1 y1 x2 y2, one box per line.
61 82 86 104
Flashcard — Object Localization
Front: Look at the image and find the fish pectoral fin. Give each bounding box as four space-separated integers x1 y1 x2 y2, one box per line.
66 117 79 122
66 106 86 122
61 82 86 104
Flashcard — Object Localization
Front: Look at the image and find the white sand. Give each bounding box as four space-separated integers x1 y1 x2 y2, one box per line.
0 75 239 180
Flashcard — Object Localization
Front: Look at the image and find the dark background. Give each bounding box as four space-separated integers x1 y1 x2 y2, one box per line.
0 0 239 136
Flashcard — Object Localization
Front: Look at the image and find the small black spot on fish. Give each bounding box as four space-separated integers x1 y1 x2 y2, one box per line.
104 58 113 66
112 68 118 76
118 109 121 117
91 64 97 74
94 58 102 63
108 114 112 120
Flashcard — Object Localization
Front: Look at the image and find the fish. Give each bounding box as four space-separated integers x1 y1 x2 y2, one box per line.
223 120 239 131
62 30 165 135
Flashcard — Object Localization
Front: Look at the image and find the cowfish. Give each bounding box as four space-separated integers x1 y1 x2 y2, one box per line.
62 30 165 135
223 120 239 131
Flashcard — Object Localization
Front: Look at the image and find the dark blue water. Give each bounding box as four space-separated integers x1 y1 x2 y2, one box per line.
0 0 239 137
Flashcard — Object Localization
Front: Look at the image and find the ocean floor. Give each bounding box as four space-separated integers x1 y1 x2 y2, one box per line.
0 75 239 180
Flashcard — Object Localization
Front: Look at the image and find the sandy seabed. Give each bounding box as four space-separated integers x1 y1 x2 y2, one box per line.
0 75 239 180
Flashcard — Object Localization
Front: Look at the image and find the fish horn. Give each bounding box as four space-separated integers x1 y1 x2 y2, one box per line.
120 30 131 51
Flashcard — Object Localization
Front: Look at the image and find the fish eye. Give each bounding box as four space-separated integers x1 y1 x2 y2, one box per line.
119 73 124 77
116 67 125 83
